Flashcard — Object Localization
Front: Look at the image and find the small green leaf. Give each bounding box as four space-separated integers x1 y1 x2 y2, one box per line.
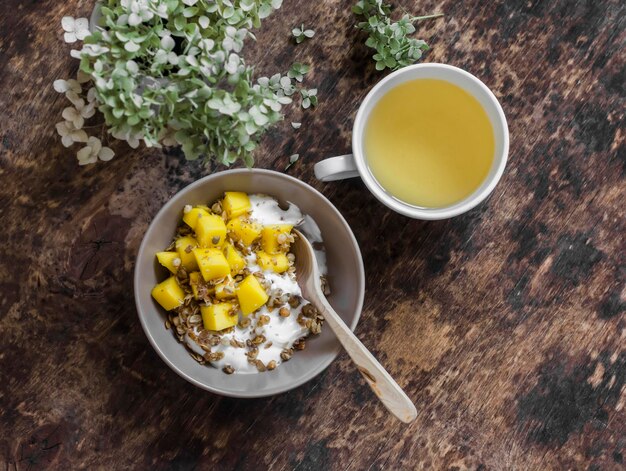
353 0 442 71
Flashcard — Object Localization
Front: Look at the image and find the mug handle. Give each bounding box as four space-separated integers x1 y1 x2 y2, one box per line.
314 154 360 182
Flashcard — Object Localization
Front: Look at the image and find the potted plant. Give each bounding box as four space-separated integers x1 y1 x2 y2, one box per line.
54 0 316 166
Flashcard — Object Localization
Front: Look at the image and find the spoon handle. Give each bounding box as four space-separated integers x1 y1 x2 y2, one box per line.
313 293 417 423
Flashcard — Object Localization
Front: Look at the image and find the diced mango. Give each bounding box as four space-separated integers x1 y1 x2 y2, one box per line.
227 217 262 246
175 236 199 271
189 271 201 300
236 274 269 315
156 251 180 273
215 275 236 300
256 251 290 273
189 271 215 300
151 276 185 311
261 224 293 254
201 303 237 331
196 213 227 248
183 206 211 229
193 248 231 281
223 243 245 275
223 191 251 219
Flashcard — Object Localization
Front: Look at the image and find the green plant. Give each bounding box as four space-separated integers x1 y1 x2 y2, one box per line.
291 24 314 43
353 0 442 71
55 0 314 167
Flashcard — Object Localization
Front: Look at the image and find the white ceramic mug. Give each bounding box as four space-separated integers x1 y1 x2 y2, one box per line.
314 63 509 220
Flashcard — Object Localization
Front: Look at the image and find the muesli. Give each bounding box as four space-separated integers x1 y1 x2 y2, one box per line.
151 192 326 374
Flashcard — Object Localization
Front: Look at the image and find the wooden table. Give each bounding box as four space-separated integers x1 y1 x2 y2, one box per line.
1 0 624 469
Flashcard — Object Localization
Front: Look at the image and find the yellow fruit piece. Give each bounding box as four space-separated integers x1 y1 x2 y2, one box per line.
215 275 236 300
236 274 269 315
193 248 231 281
183 206 211 229
227 217 262 246
151 276 185 311
156 251 180 273
189 271 201 300
201 303 237 331
256 251 290 274
261 224 293 254
196 213 227 248
175 236 199 271
189 271 215 300
223 243 245 275
223 191 251 219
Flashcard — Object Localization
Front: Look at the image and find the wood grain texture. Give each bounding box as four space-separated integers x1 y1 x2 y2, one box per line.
0 0 624 469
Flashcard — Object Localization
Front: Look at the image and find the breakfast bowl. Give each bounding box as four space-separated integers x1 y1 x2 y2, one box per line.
134 169 365 397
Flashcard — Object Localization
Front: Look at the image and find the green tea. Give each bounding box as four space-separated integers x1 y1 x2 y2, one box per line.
364 79 495 208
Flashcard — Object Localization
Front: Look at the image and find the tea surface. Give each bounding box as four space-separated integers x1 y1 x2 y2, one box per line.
364 79 495 208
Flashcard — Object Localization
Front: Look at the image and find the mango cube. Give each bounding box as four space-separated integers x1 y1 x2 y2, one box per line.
195 213 227 248
256 251 290 274
222 191 251 219
227 217 262 246
193 248 230 281
201 303 237 331
183 206 211 229
223 243 245 275
189 271 202 300
151 276 185 311
156 251 180 273
175 236 199 271
261 224 293 254
236 274 269 315
215 275 236 300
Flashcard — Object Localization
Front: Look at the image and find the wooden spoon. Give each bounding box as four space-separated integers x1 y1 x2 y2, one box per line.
292 229 417 423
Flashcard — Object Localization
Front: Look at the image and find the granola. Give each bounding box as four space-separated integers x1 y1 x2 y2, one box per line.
151 192 328 374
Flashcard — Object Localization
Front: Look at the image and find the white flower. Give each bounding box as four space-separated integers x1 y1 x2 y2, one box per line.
79 44 110 57
61 95 95 129
249 105 268 126
126 60 139 75
185 55 198 67
198 16 210 29
222 26 246 53
53 79 81 94
153 3 168 18
87 87 97 103
154 35 179 65
124 41 141 53
61 17 89 43
160 34 175 51
182 0 198 5
224 53 240 74
77 136 114 165
199 39 215 52
121 0 155 26
222 36 235 52
112 128 142 149
56 121 88 147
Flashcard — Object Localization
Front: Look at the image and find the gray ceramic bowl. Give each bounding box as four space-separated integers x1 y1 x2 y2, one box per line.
134 169 365 397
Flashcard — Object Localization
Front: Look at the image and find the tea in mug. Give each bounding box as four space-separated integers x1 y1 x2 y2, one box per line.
364 79 495 208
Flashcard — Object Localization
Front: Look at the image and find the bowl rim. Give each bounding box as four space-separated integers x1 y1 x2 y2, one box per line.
134 168 365 397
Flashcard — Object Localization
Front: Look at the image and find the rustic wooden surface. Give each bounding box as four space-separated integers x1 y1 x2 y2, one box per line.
1 0 624 469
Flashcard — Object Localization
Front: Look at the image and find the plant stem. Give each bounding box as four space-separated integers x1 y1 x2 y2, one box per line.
412 13 444 22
